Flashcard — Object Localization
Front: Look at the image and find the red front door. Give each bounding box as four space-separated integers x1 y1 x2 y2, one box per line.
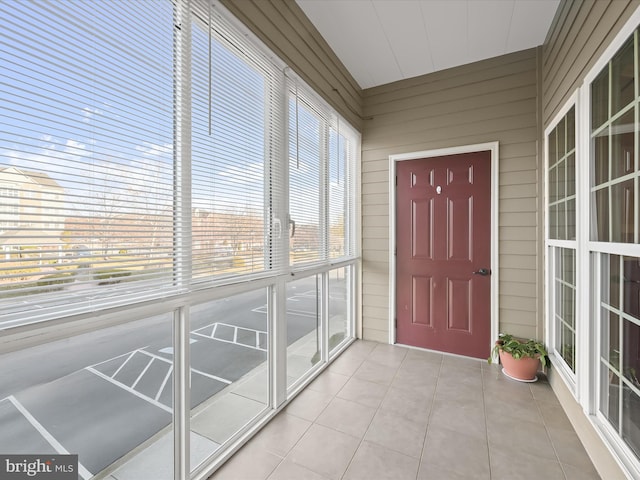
395 151 491 359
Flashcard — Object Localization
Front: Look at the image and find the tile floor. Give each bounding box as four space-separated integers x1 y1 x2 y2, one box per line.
210 340 601 480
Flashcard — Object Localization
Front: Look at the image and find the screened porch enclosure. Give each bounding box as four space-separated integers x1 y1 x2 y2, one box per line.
0 1 358 479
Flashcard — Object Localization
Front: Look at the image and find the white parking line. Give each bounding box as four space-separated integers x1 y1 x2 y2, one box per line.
86 366 172 414
87 349 233 411
193 322 267 352
3 396 93 479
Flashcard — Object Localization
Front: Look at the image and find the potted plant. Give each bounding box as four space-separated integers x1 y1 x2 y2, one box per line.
488 333 548 382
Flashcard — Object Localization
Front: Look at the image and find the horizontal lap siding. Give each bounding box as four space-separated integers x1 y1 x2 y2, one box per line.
543 0 639 123
361 49 540 342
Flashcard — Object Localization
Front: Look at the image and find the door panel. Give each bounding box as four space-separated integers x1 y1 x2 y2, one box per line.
396 151 491 359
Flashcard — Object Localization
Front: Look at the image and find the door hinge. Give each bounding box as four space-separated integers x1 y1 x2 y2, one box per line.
395 175 397 186
394 247 397 256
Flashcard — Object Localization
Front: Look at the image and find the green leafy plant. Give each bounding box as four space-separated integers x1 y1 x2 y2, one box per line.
488 333 548 368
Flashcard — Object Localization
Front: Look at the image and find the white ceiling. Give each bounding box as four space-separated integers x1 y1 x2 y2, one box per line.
296 0 560 90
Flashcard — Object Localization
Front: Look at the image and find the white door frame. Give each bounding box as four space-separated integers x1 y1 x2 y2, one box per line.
388 142 500 356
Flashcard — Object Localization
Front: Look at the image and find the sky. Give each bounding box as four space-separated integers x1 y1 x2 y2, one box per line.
1 0 348 230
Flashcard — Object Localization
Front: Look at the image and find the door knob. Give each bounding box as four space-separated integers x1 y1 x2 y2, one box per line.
473 268 491 276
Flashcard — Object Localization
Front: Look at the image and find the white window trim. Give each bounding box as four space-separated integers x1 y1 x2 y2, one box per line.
544 90 580 395
572 4 640 477
387 141 500 353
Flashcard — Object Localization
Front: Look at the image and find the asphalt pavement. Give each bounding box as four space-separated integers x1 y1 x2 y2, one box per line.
0 276 343 478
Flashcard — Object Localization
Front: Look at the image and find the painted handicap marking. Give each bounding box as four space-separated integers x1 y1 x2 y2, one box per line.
86 349 231 412
192 322 267 351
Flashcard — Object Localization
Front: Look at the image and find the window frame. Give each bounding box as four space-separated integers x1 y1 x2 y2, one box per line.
545 94 579 392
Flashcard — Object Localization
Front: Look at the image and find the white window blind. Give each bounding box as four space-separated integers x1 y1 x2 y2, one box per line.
0 0 176 325
0 0 357 329
289 83 358 267
289 89 323 266
190 1 286 282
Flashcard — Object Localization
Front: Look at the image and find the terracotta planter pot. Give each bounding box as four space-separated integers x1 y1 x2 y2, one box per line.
498 349 540 382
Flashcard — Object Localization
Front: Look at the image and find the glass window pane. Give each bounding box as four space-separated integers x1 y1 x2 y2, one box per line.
624 257 640 321
567 198 577 241
190 289 269 472
611 180 634 243
611 109 635 180
602 307 621 371
562 323 575 371
594 133 610 187
0 314 173 476
191 19 267 280
603 254 621 310
549 204 558 239
623 319 640 386
558 117 566 158
594 188 610 242
566 153 576 198
567 106 576 152
557 202 566 240
329 267 349 353
290 100 322 266
287 275 321 388
549 129 558 167
622 387 640 459
612 37 636 116
592 67 610 131
558 157 566 201
549 165 558 204
601 363 621 429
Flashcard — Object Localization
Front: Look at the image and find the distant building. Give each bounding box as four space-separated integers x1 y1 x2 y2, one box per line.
0 166 65 232
0 166 65 258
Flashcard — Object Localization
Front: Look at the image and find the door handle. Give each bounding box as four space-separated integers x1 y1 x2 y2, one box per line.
473 268 491 276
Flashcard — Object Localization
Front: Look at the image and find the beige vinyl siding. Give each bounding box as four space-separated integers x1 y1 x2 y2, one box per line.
543 0 640 123
361 49 540 342
220 0 362 128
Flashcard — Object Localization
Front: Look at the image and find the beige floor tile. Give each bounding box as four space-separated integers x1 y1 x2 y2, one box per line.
267 457 330 480
343 440 419 480
353 359 398 385
487 413 556 461
287 424 360 480
284 387 333 422
251 412 312 457
364 409 427 458
404 348 444 365
422 424 490 478
316 396 376 438
307 370 350 396
210 442 282 480
336 376 388 408
417 460 485 480
209 342 600 480
441 353 484 371
489 447 565 480
540 403 575 431
379 383 432 420
484 393 544 426
327 350 365 377
429 396 486 440
561 461 602 479
547 426 599 471
345 340 377 358
366 343 408 368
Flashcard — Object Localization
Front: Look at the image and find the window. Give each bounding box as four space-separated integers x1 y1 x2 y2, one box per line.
546 105 577 376
0 0 359 478
590 28 640 470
